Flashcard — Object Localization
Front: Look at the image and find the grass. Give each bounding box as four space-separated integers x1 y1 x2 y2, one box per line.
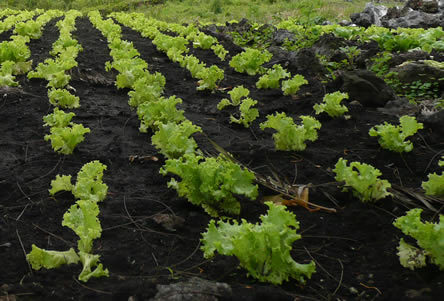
1 0 401 25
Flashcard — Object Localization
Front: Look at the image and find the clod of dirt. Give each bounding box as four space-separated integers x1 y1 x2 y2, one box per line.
149 277 232 301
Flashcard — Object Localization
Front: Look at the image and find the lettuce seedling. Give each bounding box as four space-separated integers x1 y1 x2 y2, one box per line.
137 96 185 132
230 98 259 128
281 74 308 96
260 113 321 151
421 156 444 196
369 115 423 153
152 120 202 159
28 162 109 282
229 48 272 75
393 208 444 270
201 202 316 284
217 85 250 110
196 65 224 91
48 88 80 109
314 91 349 118
333 158 392 202
44 124 90 155
256 64 290 89
160 153 258 217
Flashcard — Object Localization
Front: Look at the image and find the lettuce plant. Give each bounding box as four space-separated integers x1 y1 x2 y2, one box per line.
43 109 90 155
260 113 321 151
151 120 202 159
369 115 423 153
137 96 185 132
201 202 316 284
393 208 444 270
333 158 392 202
230 98 259 128
128 72 166 108
313 91 349 118
48 88 80 109
229 48 272 75
281 74 308 96
422 156 444 196
256 64 290 89
27 161 109 282
196 65 224 91
160 153 258 217
217 85 250 110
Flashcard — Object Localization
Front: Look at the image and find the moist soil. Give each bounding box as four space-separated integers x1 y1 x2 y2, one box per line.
1 17 444 301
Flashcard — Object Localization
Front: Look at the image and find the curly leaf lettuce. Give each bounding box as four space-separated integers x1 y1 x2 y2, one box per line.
333 158 392 202
201 202 316 284
369 115 423 153
260 113 321 151
160 153 258 217
27 245 80 270
393 209 444 270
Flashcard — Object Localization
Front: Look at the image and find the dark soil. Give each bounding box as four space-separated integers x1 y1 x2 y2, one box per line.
1 17 443 301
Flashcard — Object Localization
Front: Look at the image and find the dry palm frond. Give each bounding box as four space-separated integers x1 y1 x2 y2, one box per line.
390 184 444 215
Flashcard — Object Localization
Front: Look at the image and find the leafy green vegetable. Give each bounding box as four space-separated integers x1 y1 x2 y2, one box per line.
259 113 321 151
137 96 185 133
48 88 80 109
49 175 73 195
44 123 90 155
393 208 444 270
256 64 290 89
27 161 109 282
422 156 444 196
78 251 109 282
230 98 259 128
333 158 392 202
27 245 80 270
0 61 18 87
160 153 258 217
313 91 349 118
73 160 108 203
229 48 272 75
128 72 166 108
43 108 75 128
196 65 224 91
62 199 101 253
281 74 308 96
217 85 250 110
396 238 427 270
152 121 202 159
201 201 316 284
369 115 423 153
211 44 228 61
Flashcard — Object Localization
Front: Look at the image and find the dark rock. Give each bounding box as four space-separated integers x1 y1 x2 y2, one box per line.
272 29 295 45
417 109 444 134
393 61 444 91
266 46 326 75
150 277 232 301
406 0 439 13
350 3 388 27
334 70 396 107
382 9 444 28
312 33 348 57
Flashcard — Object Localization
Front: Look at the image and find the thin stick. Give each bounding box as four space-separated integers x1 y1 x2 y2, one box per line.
16 229 33 275
73 276 112 295
32 223 73 246
332 259 344 296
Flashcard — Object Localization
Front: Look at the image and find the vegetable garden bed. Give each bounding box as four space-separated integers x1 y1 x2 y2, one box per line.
1 10 443 301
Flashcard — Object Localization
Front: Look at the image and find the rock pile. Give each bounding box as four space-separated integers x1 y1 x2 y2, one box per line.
351 0 444 28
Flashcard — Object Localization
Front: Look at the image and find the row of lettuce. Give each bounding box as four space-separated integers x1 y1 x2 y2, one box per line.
1 9 442 285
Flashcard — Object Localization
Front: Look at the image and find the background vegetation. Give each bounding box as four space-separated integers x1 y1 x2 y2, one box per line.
1 0 401 24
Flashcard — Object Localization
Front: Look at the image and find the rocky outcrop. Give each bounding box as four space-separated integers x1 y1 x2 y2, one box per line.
351 0 444 28
333 70 396 107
